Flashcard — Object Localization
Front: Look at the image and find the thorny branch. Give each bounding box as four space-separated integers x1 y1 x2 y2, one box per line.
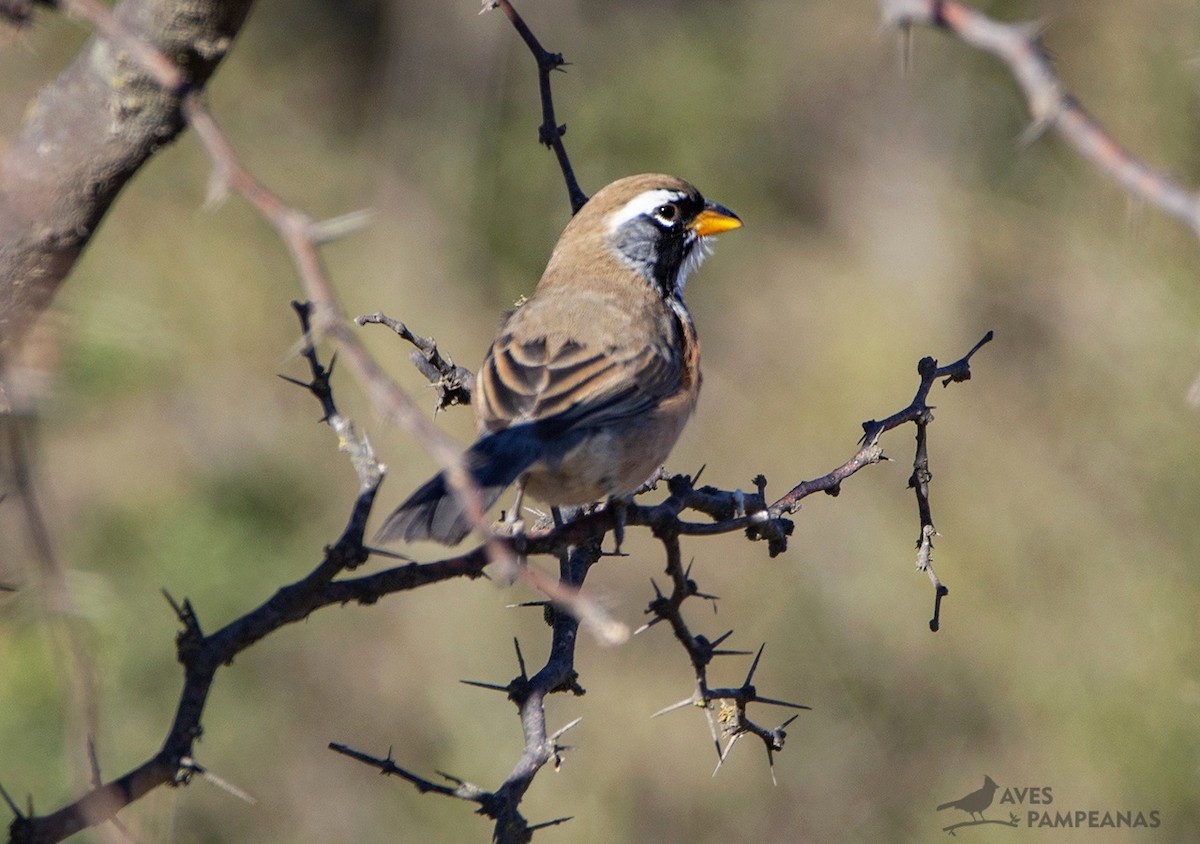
768 330 993 630
4 305 498 844
331 330 990 839
643 528 810 786
1 1 1002 843
879 0 1200 242
483 0 589 214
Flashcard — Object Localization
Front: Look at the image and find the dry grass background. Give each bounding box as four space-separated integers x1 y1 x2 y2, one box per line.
2 0 1199 841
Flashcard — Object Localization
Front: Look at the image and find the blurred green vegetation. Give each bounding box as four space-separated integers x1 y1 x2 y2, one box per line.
3 0 1200 841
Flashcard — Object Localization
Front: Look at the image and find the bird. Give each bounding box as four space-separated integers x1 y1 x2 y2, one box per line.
375 173 742 546
936 775 1000 822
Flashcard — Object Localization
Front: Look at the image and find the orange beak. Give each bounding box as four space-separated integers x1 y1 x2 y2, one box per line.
690 201 743 237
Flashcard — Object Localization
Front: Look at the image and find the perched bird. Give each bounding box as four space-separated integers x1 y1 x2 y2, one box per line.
376 173 742 546
936 776 1000 822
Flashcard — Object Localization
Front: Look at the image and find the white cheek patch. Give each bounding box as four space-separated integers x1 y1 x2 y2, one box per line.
606 188 684 234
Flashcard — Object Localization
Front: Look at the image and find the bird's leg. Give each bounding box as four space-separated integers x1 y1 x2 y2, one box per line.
501 477 527 538
608 495 628 555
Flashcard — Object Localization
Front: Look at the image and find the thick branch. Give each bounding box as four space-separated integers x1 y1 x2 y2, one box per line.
0 0 255 371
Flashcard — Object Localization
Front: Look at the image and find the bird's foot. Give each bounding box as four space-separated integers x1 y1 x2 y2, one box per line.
496 510 527 539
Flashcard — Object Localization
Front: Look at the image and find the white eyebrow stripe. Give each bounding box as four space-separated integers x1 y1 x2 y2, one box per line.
606 188 684 233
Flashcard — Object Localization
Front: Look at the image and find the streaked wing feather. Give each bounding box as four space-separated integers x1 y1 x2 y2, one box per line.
477 335 544 426
550 343 677 428
529 350 618 419
477 328 680 435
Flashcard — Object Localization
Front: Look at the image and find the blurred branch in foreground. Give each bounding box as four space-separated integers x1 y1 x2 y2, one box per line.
880 0 1200 242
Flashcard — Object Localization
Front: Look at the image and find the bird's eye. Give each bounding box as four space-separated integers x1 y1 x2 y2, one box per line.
653 204 678 224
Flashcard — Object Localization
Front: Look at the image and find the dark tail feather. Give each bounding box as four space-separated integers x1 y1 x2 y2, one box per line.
936 801 955 812
374 429 540 546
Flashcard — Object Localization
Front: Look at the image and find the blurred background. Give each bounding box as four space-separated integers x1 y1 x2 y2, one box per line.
2 0 1199 840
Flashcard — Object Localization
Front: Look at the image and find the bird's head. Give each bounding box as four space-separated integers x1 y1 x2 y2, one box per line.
546 174 742 301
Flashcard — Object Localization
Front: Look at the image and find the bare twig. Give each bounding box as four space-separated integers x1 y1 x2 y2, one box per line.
355 312 473 412
328 744 483 800
880 0 1200 241
484 0 589 214
767 331 991 629
284 301 382 501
